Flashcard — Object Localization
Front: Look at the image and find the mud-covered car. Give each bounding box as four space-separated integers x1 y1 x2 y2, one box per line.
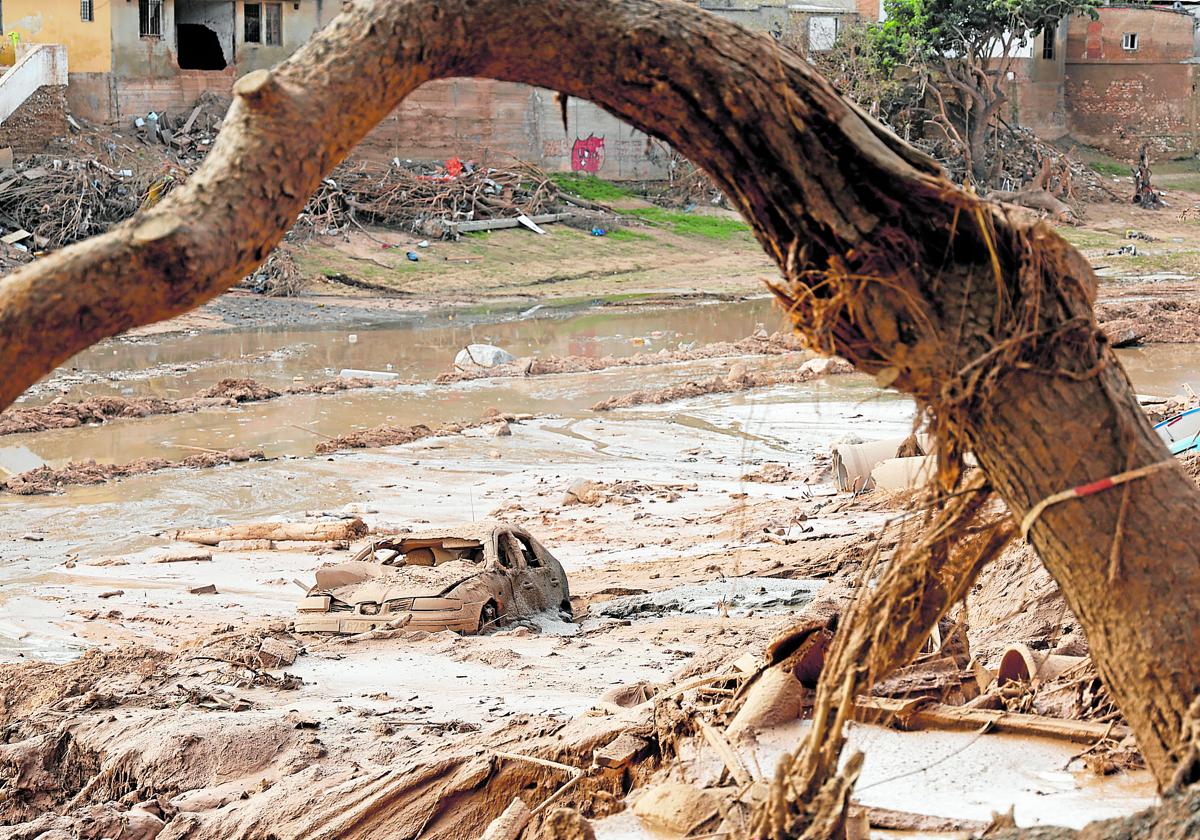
294 522 570 634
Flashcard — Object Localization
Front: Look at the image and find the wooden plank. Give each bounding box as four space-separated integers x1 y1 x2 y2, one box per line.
181 104 203 135
449 213 570 233
855 696 1128 744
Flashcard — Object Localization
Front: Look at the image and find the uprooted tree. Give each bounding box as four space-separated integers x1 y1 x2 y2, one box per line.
0 0 1198 831
875 0 1096 182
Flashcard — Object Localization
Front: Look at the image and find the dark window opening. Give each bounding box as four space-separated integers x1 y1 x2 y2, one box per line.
177 24 228 70
516 536 542 568
1042 31 1054 60
139 0 163 37
244 3 262 43
81 0 94 23
1123 32 1139 51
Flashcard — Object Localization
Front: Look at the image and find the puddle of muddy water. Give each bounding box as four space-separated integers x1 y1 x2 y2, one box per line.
1117 343 1200 396
26 297 784 404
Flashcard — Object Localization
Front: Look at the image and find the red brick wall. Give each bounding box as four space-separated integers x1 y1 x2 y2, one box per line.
112 69 236 119
1064 7 1197 156
854 0 879 23
1066 7 1194 63
1065 63 1196 156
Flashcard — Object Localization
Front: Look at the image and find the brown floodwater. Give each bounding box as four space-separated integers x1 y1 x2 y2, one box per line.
1116 343 1200 396
24 297 785 404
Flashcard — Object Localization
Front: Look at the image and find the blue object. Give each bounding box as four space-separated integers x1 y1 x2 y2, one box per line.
1154 406 1200 455
590 227 607 237
406 251 419 261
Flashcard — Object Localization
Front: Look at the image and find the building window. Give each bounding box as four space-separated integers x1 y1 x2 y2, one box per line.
1042 31 1054 60
245 3 262 43
264 3 283 45
807 16 838 53
1123 32 1139 51
81 0 94 22
139 0 163 37
245 3 283 45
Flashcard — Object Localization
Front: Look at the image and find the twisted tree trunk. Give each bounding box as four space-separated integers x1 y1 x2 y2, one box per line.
0 0 1197 788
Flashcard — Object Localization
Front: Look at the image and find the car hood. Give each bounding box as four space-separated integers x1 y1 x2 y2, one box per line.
315 559 483 603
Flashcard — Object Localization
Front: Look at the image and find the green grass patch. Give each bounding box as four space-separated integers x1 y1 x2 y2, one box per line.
1088 161 1128 177
549 173 636 202
604 227 655 243
617 206 750 240
1055 228 1125 250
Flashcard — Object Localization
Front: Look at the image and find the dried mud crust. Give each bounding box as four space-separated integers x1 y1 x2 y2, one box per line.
591 357 855 411
0 618 667 840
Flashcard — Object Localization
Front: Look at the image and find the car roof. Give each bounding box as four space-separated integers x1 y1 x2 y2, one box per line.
370 521 527 543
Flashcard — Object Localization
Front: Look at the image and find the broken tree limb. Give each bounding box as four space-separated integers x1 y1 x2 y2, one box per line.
480 798 532 840
173 519 367 545
855 696 1131 744
0 0 1195 794
695 717 754 787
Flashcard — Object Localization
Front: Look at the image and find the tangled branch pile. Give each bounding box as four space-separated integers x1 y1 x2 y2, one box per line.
0 158 183 250
292 159 565 239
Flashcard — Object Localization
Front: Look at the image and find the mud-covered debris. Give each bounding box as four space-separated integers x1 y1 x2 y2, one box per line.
174 518 366 546
436 332 807 384
562 479 695 507
295 522 570 635
592 359 854 411
481 797 532 840
593 733 648 769
1 449 267 495
542 807 596 840
0 377 383 439
454 344 516 369
194 377 281 402
1100 318 1147 348
632 782 720 834
740 463 797 483
188 584 218 595
98 590 124 599
314 422 439 453
258 637 300 668
154 546 213 563
596 579 819 620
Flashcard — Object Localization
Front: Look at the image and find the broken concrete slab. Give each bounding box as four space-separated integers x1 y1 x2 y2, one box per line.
593 733 647 769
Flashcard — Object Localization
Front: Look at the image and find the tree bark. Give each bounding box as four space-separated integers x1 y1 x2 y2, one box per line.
0 0 1197 787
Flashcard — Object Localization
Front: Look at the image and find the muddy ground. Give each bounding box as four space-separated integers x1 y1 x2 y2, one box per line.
1 188 1199 839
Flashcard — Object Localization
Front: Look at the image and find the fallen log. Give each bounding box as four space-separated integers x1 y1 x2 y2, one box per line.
849 804 989 833
173 518 367 546
855 696 1129 744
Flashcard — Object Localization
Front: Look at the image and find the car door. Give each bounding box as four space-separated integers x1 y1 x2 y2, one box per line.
498 530 550 616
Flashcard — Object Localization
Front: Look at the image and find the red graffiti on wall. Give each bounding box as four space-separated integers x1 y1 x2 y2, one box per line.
571 134 605 173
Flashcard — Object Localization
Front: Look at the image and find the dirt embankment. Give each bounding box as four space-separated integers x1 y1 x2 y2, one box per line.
436 331 806 384
592 357 855 411
1096 294 1200 345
